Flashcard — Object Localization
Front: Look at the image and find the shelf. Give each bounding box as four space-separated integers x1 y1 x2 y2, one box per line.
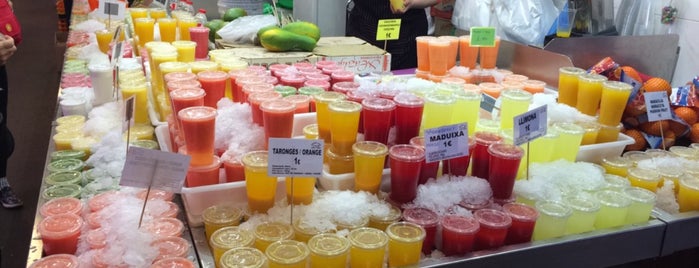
654 209 699 256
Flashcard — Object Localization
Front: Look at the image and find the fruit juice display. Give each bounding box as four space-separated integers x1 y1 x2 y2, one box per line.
197 71 228 107
499 89 533 130
328 100 362 154
171 40 196 62
458 35 479 69
253 222 294 253
576 73 608 116
284 94 311 114
388 145 425 204
314 92 347 143
523 79 546 94
44 171 82 186
386 222 426 267
422 92 455 134
479 37 500 69
177 17 199 41
28 254 80 268
402 207 439 254
678 176 699 212
550 122 584 162
307 233 350 268
326 146 354 174
392 92 423 144
502 203 538 244
416 36 436 72
260 99 295 147
178 106 216 166
600 155 633 177
203 205 244 241
133 18 155 48
157 18 177 42
428 38 450 76
219 247 268 268
94 29 112 53
594 190 632 229
347 227 388 268
471 131 504 179
361 97 396 145
249 91 282 126
532 201 572 241
578 120 602 145
443 138 476 177
479 82 505 98
242 151 278 213
488 143 525 200
368 205 402 231
598 81 633 126
623 187 656 224
352 141 388 193
473 209 512 250
120 81 149 124
189 60 220 74
285 177 316 205
38 213 83 255
626 167 661 192
440 215 480 256
557 67 586 107
303 124 318 139
39 197 83 218
210 227 255 267
189 26 210 60
564 195 600 234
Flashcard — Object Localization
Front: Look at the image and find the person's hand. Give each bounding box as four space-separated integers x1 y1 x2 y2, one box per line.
390 0 408 14
0 35 17 66
390 0 440 14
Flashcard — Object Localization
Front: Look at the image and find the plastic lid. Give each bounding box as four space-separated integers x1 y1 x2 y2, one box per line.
440 215 480 234
307 233 350 257
385 222 426 243
409 136 425 148
604 174 631 189
265 240 310 265
335 216 369 230
47 158 85 173
50 150 86 161
220 247 268 268
502 203 539 222
348 227 388 249
559 66 586 75
130 140 160 150
254 222 294 242
535 200 573 218
152 257 195 268
284 94 311 106
28 254 80 268
197 70 229 80
361 97 396 111
601 155 632 169
564 195 601 213
293 219 323 237
487 143 524 160
578 73 608 83
369 205 402 223
474 131 503 145
38 213 83 238
402 207 439 227
393 92 424 107
328 100 362 113
623 187 657 204
260 99 295 113
88 191 120 212
203 205 243 225
680 175 699 191
45 171 82 186
352 141 388 157
242 151 268 169
85 228 106 249
602 80 633 91
388 144 425 163
595 190 632 208
39 197 83 218
177 106 217 121
152 236 190 260
144 218 185 238
552 122 585 135
473 209 512 229
627 167 661 182
297 86 326 96
42 184 82 200
210 227 254 250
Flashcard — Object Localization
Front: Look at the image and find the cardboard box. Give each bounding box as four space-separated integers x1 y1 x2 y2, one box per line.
313 36 391 74
213 45 317 67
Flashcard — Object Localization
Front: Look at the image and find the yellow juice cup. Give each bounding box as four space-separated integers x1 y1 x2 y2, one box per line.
325 146 354 175
474 118 501 134
203 205 243 242
219 247 268 268
254 222 294 253
209 227 255 268
368 205 402 231
533 201 572 241
622 187 656 224
564 195 600 235
626 167 661 192
557 67 586 107
336 217 370 232
604 174 632 190
386 222 426 267
303 124 318 140
499 89 532 130
150 49 178 94
95 29 113 54
669 146 699 160
149 8 167 19
157 18 177 42
172 40 197 62
422 92 455 134
328 100 362 155
265 240 309 268
313 92 348 143
678 176 699 212
658 169 682 194
293 220 325 243
598 81 633 126
594 190 631 229
56 115 86 126
348 227 388 268
578 120 601 145
600 155 633 177
120 81 150 124
53 132 83 150
285 177 316 205
242 151 278 213
128 123 155 141
189 60 220 74
550 122 585 162
352 141 388 194
623 151 650 166
134 18 156 48
596 122 622 143
529 130 558 163
178 17 199 41
575 73 608 116
308 233 350 268
451 89 482 136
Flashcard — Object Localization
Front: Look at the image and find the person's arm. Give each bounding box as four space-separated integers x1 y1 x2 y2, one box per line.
392 0 440 14
0 34 17 66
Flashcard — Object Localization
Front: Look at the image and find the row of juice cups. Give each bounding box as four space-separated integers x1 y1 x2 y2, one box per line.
29 255 195 268
415 35 501 81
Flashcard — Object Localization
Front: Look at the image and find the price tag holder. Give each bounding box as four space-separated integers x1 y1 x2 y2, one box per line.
120 147 191 193
644 91 672 121
470 27 496 47
514 105 547 146
268 138 325 177
376 19 401 41
480 93 497 113
424 123 469 163
97 0 126 20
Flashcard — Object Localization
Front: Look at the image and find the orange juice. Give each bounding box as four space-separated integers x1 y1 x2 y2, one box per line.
578 120 601 145
328 100 362 155
95 29 113 53
439 35 459 70
600 155 632 177
458 35 479 69
308 234 350 268
129 8 148 20
598 81 632 126
149 8 167 20
178 17 199 41
285 177 316 205
348 227 388 268
479 82 504 99
557 67 586 107
626 167 661 192
479 37 500 69
678 176 699 212
242 151 278 213
120 81 149 124
523 79 546 94
576 73 607 116
254 222 294 253
172 40 197 62
219 247 268 268
313 92 347 143
158 18 177 42
265 240 309 268
386 222 425 267
352 141 388 194
209 227 254 266
428 38 450 76
202 205 243 242
416 36 436 72
293 220 325 243
133 18 155 48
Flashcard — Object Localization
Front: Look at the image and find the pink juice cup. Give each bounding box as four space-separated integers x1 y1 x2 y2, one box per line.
178 106 217 166
441 215 480 256
240 80 273 104
389 144 425 205
189 26 210 60
306 73 331 82
264 75 279 86
331 70 355 85
85 228 107 249
362 97 396 145
502 202 539 245
394 93 425 145
283 94 312 113
170 88 206 121
409 136 439 185
299 67 322 76
137 189 175 201
281 74 307 89
473 209 512 250
144 217 185 239
222 154 245 182
248 91 282 126
443 138 476 177
402 207 439 255
247 65 269 75
152 257 195 268
304 79 330 91
332 81 360 94
294 61 315 70
235 76 267 103
167 79 202 93
315 60 337 69
186 155 221 187
487 143 524 201
152 236 190 261
471 131 503 179
197 70 229 108
260 99 296 148
164 71 197 84
29 254 80 268
269 63 291 77
38 213 84 255
322 65 345 76
87 190 120 212
39 197 83 218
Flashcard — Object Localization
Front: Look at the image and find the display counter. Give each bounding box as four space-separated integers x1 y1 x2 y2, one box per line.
655 210 699 256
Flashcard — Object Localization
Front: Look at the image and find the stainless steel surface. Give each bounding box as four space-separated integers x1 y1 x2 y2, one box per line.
654 209 699 256
544 34 680 82
191 226 216 268
497 40 575 87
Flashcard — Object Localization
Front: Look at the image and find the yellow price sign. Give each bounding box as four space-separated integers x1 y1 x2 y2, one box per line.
376 19 401 41
470 27 496 47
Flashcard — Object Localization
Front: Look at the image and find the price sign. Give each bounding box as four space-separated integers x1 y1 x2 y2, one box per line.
376 19 401 41
644 91 672 122
424 123 469 163
480 93 497 113
513 105 548 146
97 0 126 20
268 138 324 177
470 27 496 47
120 147 191 193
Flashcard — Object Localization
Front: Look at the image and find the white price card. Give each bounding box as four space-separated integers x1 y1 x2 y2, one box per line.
513 105 547 146
120 147 191 193
644 91 672 122
424 123 469 163
97 0 126 20
268 138 324 177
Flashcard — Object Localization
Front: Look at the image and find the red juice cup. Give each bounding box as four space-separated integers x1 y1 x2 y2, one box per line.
314 91 348 143
299 67 322 76
331 70 355 85
29 254 80 268
294 61 315 70
241 82 274 104
304 79 330 91
487 143 524 200
362 97 396 145
38 213 83 255
281 74 306 89
346 90 375 134
443 138 476 177
440 215 480 256
298 86 326 112
388 144 425 204
283 94 311 113
164 71 197 84
186 155 221 187
39 197 83 218
322 65 345 76
315 60 337 69
178 106 217 166
152 236 190 261
170 87 206 121
402 207 439 254
136 189 175 201
197 70 229 108
471 131 503 179
473 209 512 250
379 89 401 101
269 63 291 77
264 75 279 86
409 136 439 185
188 26 210 60
222 153 245 182
167 79 202 93
260 99 296 148
247 65 268 75
502 202 539 245
235 76 267 103
306 73 331 82
249 91 282 126
332 81 360 94
144 217 185 238
152 257 195 268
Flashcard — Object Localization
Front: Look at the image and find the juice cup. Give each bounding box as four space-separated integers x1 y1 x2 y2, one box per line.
458 35 479 69
557 67 586 107
604 174 632 191
408 136 439 184
599 81 633 126
198 70 229 108
29 254 80 268
578 120 602 145
402 207 439 254
275 85 297 97
158 18 177 42
178 106 217 166
254 222 294 253
394 92 424 145
600 155 632 177
503 202 538 244
38 213 83 255
219 247 268 268
564 195 600 235
281 75 306 89
576 73 608 116
152 236 190 261
44 171 82 186
328 100 362 155
386 222 426 267
307 233 350 268
473 209 512 250
202 205 244 242
243 151 278 213
42 184 82 200
95 29 112 53
594 190 632 229
189 26 210 60
178 17 198 41
550 122 585 162
388 145 425 204
440 215 479 256
471 131 504 179
361 97 396 145
172 40 197 62
303 124 318 139
532 201 572 241
260 99 295 148
479 37 500 69
331 81 359 94
325 146 354 175
438 35 459 70
368 205 402 231
304 80 330 91
499 89 533 131
249 91 282 126
120 81 150 124
39 197 83 218
523 79 547 94
129 7 148 20
152 257 195 268
170 87 205 128
286 177 316 205
479 82 505 98
422 92 455 134
348 227 388 268
443 138 476 177
293 219 326 243
314 92 347 143
352 141 389 194
451 89 481 136
144 218 185 238
210 226 255 267
623 187 656 224
678 176 699 212
222 154 245 183
488 143 524 200
335 216 369 232
284 94 311 114
669 146 699 160
46 158 85 174
265 240 309 268
528 130 558 164
626 167 661 192
298 86 326 112
134 17 155 48
416 36 436 72
190 60 220 74
243 81 275 105
596 122 622 143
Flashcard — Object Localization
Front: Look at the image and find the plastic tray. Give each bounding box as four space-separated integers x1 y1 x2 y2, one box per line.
576 133 634 164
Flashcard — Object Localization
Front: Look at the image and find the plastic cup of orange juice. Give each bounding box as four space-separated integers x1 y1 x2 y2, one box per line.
308 233 350 268
557 67 586 107
352 141 389 194
428 38 450 76
416 36 436 72
576 73 608 116
242 151 279 213
479 36 501 69
348 227 388 268
458 35 479 69
599 81 633 126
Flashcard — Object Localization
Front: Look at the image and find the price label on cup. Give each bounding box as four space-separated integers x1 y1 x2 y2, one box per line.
268 138 325 177
424 123 469 163
376 19 401 41
644 91 672 122
120 147 191 193
470 27 496 47
513 105 547 146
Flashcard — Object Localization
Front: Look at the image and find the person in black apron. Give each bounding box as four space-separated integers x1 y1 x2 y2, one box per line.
0 0 21 208
347 0 438 71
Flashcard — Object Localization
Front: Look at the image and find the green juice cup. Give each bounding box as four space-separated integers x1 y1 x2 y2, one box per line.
594 190 632 229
